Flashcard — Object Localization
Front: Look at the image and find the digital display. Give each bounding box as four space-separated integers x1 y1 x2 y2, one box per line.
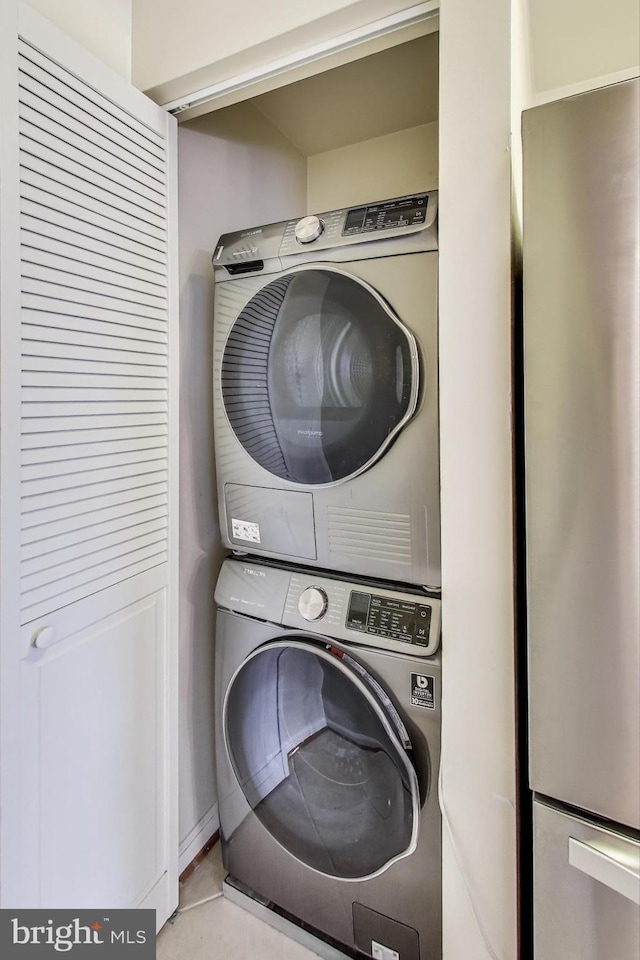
343 207 367 234
346 591 432 645
342 195 428 236
346 591 370 631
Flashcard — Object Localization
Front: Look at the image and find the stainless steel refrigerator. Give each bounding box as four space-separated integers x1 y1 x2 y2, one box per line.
523 78 640 958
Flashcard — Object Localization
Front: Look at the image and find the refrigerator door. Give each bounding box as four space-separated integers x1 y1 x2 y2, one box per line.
523 78 640 829
534 800 640 960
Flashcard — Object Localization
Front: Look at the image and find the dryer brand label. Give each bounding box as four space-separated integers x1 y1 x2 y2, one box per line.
410 673 435 709
231 518 261 543
372 942 399 960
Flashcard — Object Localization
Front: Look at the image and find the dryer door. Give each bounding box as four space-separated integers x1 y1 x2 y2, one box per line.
223 640 420 880
221 268 419 484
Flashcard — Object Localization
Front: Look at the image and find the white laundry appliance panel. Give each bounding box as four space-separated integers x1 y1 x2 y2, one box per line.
212 193 440 589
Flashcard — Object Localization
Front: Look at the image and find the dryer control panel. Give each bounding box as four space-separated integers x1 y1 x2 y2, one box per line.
278 192 435 257
213 190 438 279
341 194 429 236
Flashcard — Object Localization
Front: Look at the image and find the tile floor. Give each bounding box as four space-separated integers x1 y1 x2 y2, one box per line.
157 843 321 959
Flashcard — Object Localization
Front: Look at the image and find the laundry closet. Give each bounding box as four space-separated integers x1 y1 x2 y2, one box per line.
0 2 518 956
175 24 440 876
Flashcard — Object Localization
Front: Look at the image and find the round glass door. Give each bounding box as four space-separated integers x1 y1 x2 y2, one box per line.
223 640 419 880
221 269 418 484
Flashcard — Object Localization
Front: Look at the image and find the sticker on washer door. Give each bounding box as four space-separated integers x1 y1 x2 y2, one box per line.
411 673 435 709
231 518 261 543
372 942 399 960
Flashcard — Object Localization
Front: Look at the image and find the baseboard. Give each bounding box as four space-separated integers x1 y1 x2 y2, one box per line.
178 802 219 875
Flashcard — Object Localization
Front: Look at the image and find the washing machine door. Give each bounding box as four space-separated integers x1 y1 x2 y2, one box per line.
223 640 420 880
220 268 419 484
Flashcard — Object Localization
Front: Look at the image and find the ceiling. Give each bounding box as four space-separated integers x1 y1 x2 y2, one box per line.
249 33 439 158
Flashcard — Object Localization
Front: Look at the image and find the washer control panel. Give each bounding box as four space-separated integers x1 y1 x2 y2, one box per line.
282 570 440 658
298 586 328 621
216 559 441 658
346 591 432 646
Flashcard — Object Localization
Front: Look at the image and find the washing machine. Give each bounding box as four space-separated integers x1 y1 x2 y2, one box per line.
212 192 440 590
214 556 441 960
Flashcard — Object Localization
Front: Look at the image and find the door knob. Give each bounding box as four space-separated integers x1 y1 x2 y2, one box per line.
32 625 58 649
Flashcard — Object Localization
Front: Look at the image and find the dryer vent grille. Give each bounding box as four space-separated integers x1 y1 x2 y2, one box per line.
221 275 293 479
327 507 412 567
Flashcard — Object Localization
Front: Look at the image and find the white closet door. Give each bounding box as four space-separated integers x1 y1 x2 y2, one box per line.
0 2 178 927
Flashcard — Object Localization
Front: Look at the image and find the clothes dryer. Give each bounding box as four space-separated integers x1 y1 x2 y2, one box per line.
212 192 440 589
214 556 441 960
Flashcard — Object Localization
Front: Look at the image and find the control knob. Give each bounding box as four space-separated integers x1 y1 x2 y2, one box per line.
298 586 328 621
295 215 324 244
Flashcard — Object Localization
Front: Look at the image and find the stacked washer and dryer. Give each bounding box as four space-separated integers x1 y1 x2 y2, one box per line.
211 192 442 960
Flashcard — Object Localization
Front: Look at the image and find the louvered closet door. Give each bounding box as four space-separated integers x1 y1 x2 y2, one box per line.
18 41 170 624
0 1 178 925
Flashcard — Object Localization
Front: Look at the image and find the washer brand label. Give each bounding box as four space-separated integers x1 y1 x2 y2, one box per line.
231 518 261 543
410 673 435 709
0 909 155 957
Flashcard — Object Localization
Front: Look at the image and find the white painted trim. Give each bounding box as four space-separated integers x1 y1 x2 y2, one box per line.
438 1 517 957
165 109 181 917
0 0 24 907
164 1 440 115
179 803 220 875
534 66 640 105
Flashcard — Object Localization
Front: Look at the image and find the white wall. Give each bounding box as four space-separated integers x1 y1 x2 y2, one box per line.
27 0 132 79
307 122 438 212
526 0 639 97
439 1 518 958
511 0 535 243
176 103 307 867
